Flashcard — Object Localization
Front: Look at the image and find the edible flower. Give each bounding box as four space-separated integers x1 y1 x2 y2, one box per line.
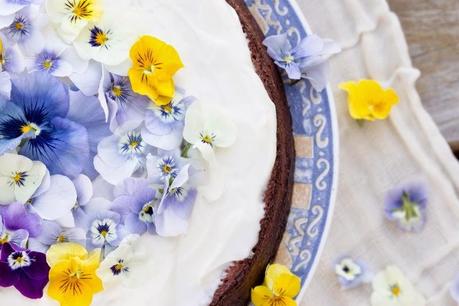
47 243 103 306
384 181 428 232
97 235 148 288
334 256 371 289
371 265 425 306
0 153 47 204
183 101 237 163
128 35 184 106
0 202 42 248
46 0 101 43
251 263 301 306
339 80 399 121
0 243 50 299
263 32 340 92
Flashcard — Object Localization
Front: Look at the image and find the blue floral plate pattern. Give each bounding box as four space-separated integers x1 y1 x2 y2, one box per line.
244 0 339 294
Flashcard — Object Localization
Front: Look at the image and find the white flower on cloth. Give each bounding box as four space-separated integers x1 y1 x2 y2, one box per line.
183 101 237 163
46 0 101 43
0 153 46 204
97 234 148 288
73 5 135 67
371 266 426 306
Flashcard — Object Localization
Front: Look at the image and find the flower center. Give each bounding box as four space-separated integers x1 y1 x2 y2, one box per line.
43 59 53 70
390 284 401 297
89 26 111 48
200 132 216 146
139 202 155 223
8 15 30 39
20 122 41 136
8 251 31 270
56 233 68 243
137 49 162 83
9 171 28 187
283 54 294 64
110 259 128 276
66 0 95 23
119 132 145 155
0 38 4 67
112 85 122 97
91 218 117 245
14 22 24 31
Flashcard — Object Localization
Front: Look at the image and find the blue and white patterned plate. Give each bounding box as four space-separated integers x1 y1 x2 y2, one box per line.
244 0 339 296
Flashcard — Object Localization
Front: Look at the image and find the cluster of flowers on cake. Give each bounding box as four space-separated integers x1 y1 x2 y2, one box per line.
0 0 237 305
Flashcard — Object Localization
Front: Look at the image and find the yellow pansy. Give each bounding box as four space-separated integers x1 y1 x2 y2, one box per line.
47 243 103 306
128 35 184 106
251 264 301 306
339 80 399 121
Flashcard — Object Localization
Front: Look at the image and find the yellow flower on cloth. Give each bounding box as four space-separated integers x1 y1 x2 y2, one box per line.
128 35 184 106
339 80 399 121
46 243 103 306
251 264 301 306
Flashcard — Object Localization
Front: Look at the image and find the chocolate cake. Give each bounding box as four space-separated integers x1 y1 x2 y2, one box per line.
211 1 295 305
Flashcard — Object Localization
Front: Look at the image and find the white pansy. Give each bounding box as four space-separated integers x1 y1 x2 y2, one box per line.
371 266 426 306
46 0 101 43
29 174 77 227
0 153 46 204
97 234 148 288
183 101 237 162
73 6 135 67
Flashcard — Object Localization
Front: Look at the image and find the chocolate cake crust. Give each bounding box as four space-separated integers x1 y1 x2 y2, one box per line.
210 1 295 305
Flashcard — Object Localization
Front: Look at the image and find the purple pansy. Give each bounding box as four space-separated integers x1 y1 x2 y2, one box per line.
384 181 428 232
141 92 193 151
263 33 340 91
99 71 149 133
0 202 42 248
79 199 125 252
155 164 197 237
28 220 85 253
0 243 49 299
111 178 157 235
146 149 185 184
334 256 372 289
0 72 90 178
4 6 43 51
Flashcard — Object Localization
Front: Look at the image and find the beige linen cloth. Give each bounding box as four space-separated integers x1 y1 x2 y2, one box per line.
294 0 459 305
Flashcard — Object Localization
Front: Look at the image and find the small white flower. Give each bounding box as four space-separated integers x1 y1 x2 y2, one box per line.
0 153 46 204
183 101 237 162
46 0 101 43
97 234 148 288
371 266 425 306
73 6 135 67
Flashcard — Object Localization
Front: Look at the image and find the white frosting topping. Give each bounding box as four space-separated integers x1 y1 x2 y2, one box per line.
0 1 277 305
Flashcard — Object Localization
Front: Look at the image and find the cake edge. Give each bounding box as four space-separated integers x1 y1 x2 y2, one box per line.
210 1 295 305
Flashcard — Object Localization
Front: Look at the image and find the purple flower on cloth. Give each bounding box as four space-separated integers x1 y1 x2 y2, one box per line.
263 33 341 91
0 203 42 248
155 164 197 237
28 220 85 253
334 256 372 289
111 178 157 235
141 92 193 151
384 182 428 232
0 243 49 299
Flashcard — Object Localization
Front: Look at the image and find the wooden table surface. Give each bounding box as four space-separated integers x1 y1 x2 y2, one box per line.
387 0 459 154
